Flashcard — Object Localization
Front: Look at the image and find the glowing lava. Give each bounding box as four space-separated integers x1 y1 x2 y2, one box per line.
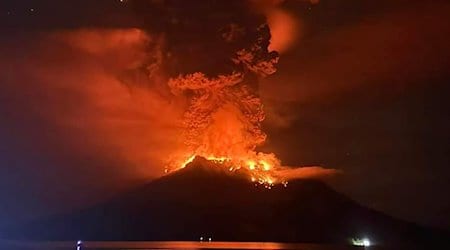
162 24 283 188
169 153 282 189
162 21 338 186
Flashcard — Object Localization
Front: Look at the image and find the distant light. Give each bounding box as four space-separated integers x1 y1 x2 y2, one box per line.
77 240 83 250
351 237 371 247
362 238 371 247
208 237 212 242
199 236 203 241
30 8 34 12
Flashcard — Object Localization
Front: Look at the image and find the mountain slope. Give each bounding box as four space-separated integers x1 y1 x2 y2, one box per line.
8 157 448 247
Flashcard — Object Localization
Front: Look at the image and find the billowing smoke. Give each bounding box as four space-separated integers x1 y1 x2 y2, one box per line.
156 2 337 182
248 0 308 53
167 25 278 162
0 28 192 224
0 29 184 179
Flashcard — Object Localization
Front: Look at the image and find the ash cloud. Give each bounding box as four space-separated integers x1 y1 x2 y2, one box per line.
0 29 187 225
248 0 305 53
1 29 183 177
167 24 278 160
261 0 450 108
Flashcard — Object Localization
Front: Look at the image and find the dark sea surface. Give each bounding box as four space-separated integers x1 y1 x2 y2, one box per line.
0 240 386 250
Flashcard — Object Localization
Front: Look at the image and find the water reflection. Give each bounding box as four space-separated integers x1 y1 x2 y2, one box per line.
0 240 362 250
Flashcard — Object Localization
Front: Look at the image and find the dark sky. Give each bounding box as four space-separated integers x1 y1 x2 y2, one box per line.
0 0 449 230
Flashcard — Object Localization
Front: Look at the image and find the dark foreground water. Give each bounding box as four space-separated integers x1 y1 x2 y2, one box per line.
0 240 381 250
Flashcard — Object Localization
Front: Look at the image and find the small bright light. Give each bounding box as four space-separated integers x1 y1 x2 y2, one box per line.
362 238 371 247
76 240 83 250
199 236 203 241
208 237 212 242
351 237 371 247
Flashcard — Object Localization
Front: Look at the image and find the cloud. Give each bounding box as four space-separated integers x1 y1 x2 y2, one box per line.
0 29 186 182
261 1 450 107
277 166 341 180
248 0 303 53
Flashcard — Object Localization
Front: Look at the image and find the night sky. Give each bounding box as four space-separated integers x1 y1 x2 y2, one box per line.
0 0 449 231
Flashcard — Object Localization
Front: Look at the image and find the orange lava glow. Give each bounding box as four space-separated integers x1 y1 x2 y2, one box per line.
164 68 286 187
161 22 338 188
173 153 280 188
170 152 338 189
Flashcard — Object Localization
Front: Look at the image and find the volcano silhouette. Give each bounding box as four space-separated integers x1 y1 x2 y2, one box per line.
9 157 447 247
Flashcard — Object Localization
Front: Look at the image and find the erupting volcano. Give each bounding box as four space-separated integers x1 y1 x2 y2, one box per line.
2 1 449 247
163 23 324 187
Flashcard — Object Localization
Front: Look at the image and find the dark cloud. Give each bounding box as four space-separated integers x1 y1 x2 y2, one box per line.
261 1 450 104
0 29 184 227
